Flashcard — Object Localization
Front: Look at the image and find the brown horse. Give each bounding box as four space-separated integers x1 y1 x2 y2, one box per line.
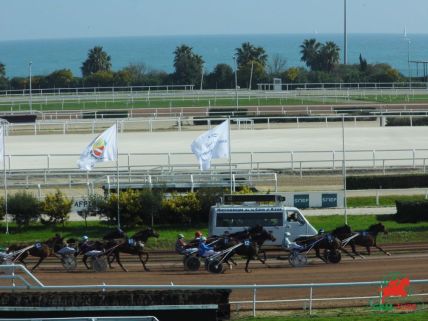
7 234 65 271
213 225 276 273
294 232 355 263
111 227 159 272
331 223 390 257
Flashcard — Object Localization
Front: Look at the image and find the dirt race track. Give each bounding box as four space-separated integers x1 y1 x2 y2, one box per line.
9 244 427 311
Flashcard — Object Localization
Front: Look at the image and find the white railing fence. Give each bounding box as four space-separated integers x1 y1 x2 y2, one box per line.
0 265 427 317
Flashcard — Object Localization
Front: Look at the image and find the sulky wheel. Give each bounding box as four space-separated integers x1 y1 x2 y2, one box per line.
184 256 201 271
91 256 108 272
61 255 77 271
288 252 307 267
207 259 224 274
324 249 342 264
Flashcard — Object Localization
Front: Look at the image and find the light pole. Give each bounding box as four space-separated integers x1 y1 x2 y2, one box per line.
343 0 348 64
406 37 411 88
29 61 32 112
233 55 238 108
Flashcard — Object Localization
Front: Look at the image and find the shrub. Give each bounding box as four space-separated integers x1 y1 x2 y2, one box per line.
347 174 428 190
138 189 163 226
40 189 73 226
395 200 428 223
160 192 201 224
102 189 143 227
8 191 40 228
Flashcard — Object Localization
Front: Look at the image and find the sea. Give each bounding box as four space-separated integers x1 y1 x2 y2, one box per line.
0 33 427 78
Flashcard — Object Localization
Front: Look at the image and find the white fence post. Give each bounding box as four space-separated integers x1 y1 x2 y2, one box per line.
252 285 257 317
309 286 313 315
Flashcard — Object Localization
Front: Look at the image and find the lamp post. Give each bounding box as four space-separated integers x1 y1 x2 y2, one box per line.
29 61 32 112
343 0 348 64
233 55 238 108
406 38 411 88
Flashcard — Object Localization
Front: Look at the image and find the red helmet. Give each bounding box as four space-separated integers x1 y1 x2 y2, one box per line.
195 231 202 237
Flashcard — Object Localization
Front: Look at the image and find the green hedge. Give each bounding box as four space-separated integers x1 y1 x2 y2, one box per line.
395 200 428 223
386 116 428 126
346 174 428 189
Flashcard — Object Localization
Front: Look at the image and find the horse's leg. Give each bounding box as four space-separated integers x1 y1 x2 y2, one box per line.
374 245 391 256
366 246 371 255
350 243 364 259
316 248 328 263
138 252 150 272
31 256 45 271
244 256 252 273
256 250 267 264
115 252 128 272
340 246 355 259
82 255 91 270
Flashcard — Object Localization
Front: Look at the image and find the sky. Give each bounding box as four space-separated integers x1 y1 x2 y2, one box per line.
1 0 427 41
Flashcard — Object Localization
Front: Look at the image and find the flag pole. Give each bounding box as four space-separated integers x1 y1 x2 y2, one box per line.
342 115 348 225
228 117 232 193
116 120 120 229
3 125 8 234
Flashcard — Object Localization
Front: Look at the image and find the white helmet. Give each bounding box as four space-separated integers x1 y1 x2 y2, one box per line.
200 236 207 242
82 235 89 241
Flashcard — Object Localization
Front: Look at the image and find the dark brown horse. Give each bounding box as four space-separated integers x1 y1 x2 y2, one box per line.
294 232 355 263
7 234 65 271
214 225 276 273
331 223 390 257
111 227 159 272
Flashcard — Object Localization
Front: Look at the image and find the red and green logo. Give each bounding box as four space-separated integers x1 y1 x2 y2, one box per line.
91 137 106 159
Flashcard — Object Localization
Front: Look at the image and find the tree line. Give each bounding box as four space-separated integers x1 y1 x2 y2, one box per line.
0 38 404 91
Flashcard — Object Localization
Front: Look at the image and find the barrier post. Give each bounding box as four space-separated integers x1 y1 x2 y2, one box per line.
253 285 257 317
309 286 313 315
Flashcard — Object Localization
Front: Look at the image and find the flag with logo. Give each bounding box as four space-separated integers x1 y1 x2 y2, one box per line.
191 119 230 170
78 124 117 171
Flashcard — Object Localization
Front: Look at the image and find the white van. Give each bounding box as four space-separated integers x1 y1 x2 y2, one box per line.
208 194 318 246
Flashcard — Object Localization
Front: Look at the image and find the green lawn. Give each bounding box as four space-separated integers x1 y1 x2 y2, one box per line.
234 310 428 321
1 214 427 248
347 195 427 208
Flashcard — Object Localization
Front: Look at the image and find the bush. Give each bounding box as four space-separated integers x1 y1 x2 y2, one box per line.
40 189 73 226
8 191 40 228
102 189 143 227
160 192 201 224
138 189 163 226
395 200 428 223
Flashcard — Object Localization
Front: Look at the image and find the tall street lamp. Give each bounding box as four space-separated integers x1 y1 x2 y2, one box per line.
233 55 238 108
343 0 348 64
406 37 411 88
29 61 32 112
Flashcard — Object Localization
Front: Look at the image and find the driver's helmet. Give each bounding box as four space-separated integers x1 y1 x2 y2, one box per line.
195 231 202 238
318 229 325 234
200 236 207 242
81 235 89 241
177 234 184 239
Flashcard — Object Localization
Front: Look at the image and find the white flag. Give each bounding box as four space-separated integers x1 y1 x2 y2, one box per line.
191 119 230 170
78 124 117 171
0 126 4 163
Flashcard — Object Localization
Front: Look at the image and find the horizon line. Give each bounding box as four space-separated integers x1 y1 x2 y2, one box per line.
1 32 428 42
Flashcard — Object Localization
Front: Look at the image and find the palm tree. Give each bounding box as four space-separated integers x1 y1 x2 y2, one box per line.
173 44 204 85
0 63 5 78
81 46 112 77
300 38 321 70
319 41 340 72
235 42 268 67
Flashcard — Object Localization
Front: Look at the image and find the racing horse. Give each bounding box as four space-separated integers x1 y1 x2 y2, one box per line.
294 232 355 263
70 228 126 270
110 227 159 272
219 225 276 273
7 234 65 271
331 223 390 257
